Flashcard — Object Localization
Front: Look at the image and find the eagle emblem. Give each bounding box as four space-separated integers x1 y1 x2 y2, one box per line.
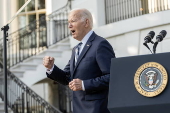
144 71 159 89
134 62 168 97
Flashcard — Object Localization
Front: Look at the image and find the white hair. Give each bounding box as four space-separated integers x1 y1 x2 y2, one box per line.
69 8 93 28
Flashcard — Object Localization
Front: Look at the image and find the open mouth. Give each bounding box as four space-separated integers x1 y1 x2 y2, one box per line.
71 30 75 34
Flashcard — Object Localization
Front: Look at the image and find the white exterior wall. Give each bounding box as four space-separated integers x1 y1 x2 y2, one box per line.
1 0 169 56
0 0 21 35
0 0 12 38
46 0 68 15
94 10 170 57
68 0 170 56
0 0 170 108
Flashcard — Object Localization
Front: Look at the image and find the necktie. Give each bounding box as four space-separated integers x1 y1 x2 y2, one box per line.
75 42 82 65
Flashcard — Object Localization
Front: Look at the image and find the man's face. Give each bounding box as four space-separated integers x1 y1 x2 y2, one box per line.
68 10 87 41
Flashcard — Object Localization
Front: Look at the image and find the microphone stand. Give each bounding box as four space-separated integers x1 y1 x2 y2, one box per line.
143 43 153 54
0 0 32 112
1 24 9 113
153 42 158 54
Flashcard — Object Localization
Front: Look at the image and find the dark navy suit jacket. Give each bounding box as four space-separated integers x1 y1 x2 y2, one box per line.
47 32 115 113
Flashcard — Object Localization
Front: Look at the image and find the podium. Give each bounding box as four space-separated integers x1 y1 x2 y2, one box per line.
108 52 170 113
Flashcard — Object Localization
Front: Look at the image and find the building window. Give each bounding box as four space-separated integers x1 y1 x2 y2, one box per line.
18 0 46 28
17 0 46 49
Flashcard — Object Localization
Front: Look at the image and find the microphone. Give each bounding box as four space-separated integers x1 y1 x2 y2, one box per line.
153 30 167 54
155 30 167 43
144 31 155 44
143 31 155 54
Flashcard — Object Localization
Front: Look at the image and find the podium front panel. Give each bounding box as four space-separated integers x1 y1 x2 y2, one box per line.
108 52 170 113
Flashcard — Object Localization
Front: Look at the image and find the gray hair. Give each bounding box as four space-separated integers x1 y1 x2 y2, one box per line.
69 8 93 28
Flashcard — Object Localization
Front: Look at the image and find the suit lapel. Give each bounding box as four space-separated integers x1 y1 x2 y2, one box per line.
72 32 96 76
74 42 91 69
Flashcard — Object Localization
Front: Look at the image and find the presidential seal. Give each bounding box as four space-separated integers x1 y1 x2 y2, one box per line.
134 62 168 97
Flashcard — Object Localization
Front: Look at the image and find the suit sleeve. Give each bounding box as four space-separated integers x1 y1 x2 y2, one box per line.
46 60 71 85
83 40 115 92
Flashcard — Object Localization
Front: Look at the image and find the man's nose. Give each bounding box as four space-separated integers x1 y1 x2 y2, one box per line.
68 23 72 28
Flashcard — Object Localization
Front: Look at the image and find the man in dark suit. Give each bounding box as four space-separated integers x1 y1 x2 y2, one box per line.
43 8 115 113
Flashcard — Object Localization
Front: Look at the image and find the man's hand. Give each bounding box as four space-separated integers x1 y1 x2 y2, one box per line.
69 79 82 91
43 56 55 70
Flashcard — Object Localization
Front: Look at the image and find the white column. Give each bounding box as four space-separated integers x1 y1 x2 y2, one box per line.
95 0 106 27
10 0 19 33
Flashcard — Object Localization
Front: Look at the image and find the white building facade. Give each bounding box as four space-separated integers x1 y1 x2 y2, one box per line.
0 0 170 112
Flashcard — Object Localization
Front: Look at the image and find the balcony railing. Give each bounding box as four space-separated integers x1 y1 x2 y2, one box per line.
0 62 62 113
0 0 71 68
47 0 71 46
105 0 170 24
0 1 72 112
0 16 47 68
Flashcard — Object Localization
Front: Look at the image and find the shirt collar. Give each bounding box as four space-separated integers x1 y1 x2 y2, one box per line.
81 30 93 44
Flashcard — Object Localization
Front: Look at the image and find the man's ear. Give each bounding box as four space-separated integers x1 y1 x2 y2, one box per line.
85 19 89 28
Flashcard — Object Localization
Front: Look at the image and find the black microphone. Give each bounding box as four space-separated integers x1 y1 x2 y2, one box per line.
144 31 155 44
155 30 167 42
143 31 155 54
153 30 167 54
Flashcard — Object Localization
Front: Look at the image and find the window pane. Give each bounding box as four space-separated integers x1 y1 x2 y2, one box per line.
28 14 36 23
39 14 47 47
39 14 46 26
27 0 35 11
39 14 45 20
38 0 45 9
28 14 36 30
18 16 26 28
18 0 25 12
28 14 37 48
